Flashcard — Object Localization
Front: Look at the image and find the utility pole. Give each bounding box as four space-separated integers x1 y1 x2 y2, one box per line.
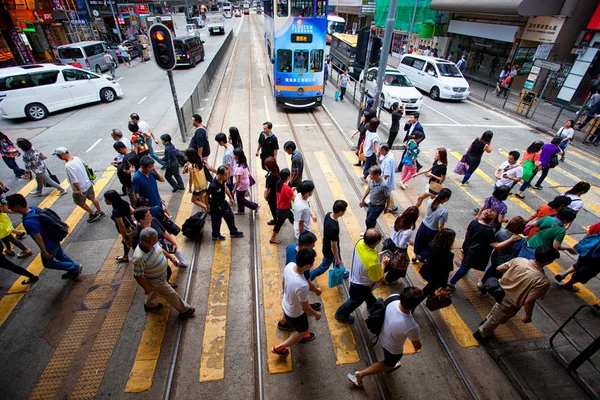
406 0 419 51
374 0 398 116
106 0 122 42
357 22 376 128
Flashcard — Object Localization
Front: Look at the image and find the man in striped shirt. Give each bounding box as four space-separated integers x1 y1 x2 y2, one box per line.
132 227 195 315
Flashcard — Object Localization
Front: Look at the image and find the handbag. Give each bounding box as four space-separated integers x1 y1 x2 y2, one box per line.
358 139 366 161
429 181 443 193
44 168 60 187
548 153 559 168
425 289 452 311
249 174 256 186
161 217 181 236
328 264 347 288
389 248 409 276
453 160 467 175
401 154 414 167
382 238 399 252
522 158 537 182
334 90 340 101
523 224 534 236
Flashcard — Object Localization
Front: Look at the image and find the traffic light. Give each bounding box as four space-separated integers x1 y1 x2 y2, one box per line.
149 24 176 71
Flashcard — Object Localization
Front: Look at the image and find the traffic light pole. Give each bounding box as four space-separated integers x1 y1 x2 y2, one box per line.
374 0 398 117
357 23 376 128
167 70 187 142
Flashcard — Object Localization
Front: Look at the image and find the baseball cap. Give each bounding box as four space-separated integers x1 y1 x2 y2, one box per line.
366 98 374 105
53 147 69 155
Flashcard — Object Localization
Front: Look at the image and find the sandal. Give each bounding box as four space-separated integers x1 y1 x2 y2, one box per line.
269 239 282 244
560 284 579 292
22 276 39 285
515 193 525 199
4 249 15 257
116 256 129 263
15 232 26 240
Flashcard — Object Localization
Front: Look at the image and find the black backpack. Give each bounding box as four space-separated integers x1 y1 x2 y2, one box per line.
182 212 207 240
365 294 401 336
23 207 69 243
175 150 186 167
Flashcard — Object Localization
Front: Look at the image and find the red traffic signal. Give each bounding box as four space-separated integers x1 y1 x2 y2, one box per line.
149 24 176 71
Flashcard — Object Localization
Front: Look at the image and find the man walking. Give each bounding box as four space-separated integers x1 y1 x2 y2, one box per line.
112 141 139 205
215 133 235 191
54 147 105 223
335 228 388 323
284 141 304 188
130 113 163 167
191 114 211 163
7 194 82 279
293 180 317 238
207 165 244 240
309 200 347 280
347 287 423 387
387 102 405 148
128 121 149 158
338 69 350 101
360 166 391 230
396 113 424 172
132 227 195 316
271 248 321 357
104 50 116 79
379 144 397 212
473 246 559 340
111 128 133 153
256 122 279 171
132 156 166 208
494 150 522 189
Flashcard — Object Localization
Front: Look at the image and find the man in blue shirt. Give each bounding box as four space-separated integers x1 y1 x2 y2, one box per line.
6 194 81 279
283 141 304 188
132 156 166 208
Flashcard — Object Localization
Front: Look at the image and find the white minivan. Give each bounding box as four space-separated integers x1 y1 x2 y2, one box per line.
0 64 123 120
397 54 470 101
57 41 118 74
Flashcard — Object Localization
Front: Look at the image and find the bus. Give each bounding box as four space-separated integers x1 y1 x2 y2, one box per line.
223 2 232 18
328 28 381 80
326 14 345 44
263 0 328 108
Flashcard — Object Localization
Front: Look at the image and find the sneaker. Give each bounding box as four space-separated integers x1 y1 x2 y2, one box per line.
310 302 321 311
98 211 106 219
300 332 316 343
234 211 245 215
277 321 294 331
446 283 456 292
271 346 289 358
476 291 489 298
389 207 399 213
532 186 543 190
30 191 43 197
477 281 483 288
554 274 565 282
347 372 363 387
472 330 490 341
267 220 276 226
180 307 196 317
87 212 100 223
144 303 164 312
399 182 407 190
390 361 402 370
21 276 39 285
212 235 226 241
71 266 83 280
335 314 354 324
343 271 349 279
17 249 33 258
58 190 68 196
230 231 244 238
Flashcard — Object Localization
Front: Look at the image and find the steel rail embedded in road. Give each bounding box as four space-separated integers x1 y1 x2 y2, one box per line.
307 108 480 400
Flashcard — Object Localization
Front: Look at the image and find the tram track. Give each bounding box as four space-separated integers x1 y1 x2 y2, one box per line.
285 107 480 400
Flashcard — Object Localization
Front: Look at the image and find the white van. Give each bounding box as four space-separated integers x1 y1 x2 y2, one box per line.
397 54 470 101
57 41 118 74
0 64 123 120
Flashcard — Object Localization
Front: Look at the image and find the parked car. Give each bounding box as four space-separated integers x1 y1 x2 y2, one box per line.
359 67 423 112
57 41 118 74
107 40 140 63
396 54 470 101
173 36 205 67
0 64 123 120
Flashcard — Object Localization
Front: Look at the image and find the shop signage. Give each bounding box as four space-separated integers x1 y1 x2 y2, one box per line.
48 0 62 10
16 21 36 32
33 10 54 23
135 4 148 16
533 44 552 61
2 0 29 10
9 9 36 23
522 16 565 43
587 4 600 30
328 0 361 5
25 0 49 10
534 59 562 72
117 17 125 24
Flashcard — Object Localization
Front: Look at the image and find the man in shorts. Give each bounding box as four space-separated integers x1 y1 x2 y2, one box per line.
54 147 105 223
347 287 423 387
272 247 321 357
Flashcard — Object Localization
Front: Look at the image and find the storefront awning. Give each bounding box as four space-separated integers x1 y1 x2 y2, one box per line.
430 0 565 16
448 20 518 42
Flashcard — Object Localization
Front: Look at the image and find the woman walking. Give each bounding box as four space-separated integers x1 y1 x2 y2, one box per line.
161 134 185 192
104 190 135 263
524 195 572 238
413 188 452 263
414 147 447 207
384 206 419 284
419 228 456 298
361 118 381 179
447 209 520 291
461 131 493 185
229 126 243 150
185 148 209 212
563 181 590 214
556 120 575 161
270 168 294 244
398 132 423 189
264 157 280 225
16 138 67 197
233 148 259 214
514 140 544 199
475 185 511 232
350 111 374 167
532 137 563 190
0 132 25 178
555 222 600 292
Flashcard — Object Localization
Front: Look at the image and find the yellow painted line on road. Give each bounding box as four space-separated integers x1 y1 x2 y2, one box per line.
257 173 292 374
546 262 599 306
0 168 115 328
14 179 70 232
563 158 600 180
16 179 38 197
567 148 600 166
315 152 363 243
450 152 495 185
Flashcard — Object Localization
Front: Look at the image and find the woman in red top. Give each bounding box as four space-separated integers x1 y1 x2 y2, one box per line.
515 140 543 199
524 195 572 238
270 168 294 244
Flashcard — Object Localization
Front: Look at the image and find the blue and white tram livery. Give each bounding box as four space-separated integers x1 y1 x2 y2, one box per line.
264 0 328 108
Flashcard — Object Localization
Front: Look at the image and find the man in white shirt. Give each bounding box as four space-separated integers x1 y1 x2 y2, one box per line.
347 287 423 387
293 180 317 238
378 144 397 212
362 120 381 180
54 147 105 223
130 113 164 167
494 150 522 189
215 132 234 189
271 248 321 358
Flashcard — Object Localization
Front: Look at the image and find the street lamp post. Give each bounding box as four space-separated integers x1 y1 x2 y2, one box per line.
357 23 376 128
374 0 399 116
406 0 418 50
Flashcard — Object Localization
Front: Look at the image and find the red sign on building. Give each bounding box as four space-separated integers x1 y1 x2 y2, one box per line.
587 5 600 30
33 9 54 22
8 9 36 23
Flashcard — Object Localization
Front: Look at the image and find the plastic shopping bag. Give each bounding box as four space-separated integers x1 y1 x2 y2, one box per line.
335 90 340 101
328 264 347 288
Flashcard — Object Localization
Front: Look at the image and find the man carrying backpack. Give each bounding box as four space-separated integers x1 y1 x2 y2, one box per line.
347 287 423 387
54 147 105 223
6 194 82 279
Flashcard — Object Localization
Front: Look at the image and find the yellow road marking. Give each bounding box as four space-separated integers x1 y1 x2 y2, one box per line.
0 169 115 328
16 179 38 197
566 148 600 166
257 173 292 374
546 262 599 305
563 158 600 180
450 152 494 185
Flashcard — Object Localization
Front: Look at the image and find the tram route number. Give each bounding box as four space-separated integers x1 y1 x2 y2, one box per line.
291 34 313 43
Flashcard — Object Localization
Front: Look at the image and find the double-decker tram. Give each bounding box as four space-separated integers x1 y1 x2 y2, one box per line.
263 0 327 108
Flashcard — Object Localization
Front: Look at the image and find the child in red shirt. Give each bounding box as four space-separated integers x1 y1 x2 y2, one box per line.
270 168 295 244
